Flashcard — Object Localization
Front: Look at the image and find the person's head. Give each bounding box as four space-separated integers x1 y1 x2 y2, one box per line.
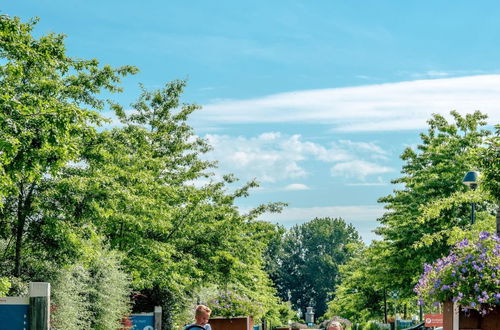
327 321 343 330
195 305 211 326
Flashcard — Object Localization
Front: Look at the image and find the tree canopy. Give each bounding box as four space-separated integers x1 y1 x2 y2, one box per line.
267 217 362 318
0 15 292 329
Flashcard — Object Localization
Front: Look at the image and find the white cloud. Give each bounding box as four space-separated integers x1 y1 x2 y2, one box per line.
346 176 387 186
331 160 393 180
194 75 500 131
284 183 310 191
203 133 392 183
205 133 309 183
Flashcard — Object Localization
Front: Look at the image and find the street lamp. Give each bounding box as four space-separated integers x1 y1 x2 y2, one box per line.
462 171 479 225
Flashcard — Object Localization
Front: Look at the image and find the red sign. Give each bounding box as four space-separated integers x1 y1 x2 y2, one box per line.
424 313 443 327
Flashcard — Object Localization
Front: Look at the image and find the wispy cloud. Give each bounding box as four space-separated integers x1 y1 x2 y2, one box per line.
331 160 393 180
346 176 387 186
284 183 310 191
195 75 500 131
203 133 391 183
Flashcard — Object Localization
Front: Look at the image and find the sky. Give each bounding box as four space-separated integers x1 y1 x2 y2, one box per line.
5 1 500 242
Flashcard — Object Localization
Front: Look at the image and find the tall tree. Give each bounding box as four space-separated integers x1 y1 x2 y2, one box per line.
0 15 137 276
268 217 362 318
375 111 494 298
46 81 287 328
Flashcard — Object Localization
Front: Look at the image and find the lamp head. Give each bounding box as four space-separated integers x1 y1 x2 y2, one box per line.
462 171 479 190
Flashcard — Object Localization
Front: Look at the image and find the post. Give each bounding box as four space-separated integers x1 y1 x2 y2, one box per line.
443 301 459 330
29 282 50 330
471 202 476 225
154 305 162 330
453 302 459 330
384 288 388 323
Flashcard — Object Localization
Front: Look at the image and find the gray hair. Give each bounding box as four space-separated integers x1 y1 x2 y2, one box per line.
328 321 343 329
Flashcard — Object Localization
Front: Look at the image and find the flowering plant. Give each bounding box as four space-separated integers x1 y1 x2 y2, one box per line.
414 232 500 315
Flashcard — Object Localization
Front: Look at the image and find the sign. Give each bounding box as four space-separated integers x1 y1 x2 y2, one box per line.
130 313 155 330
0 297 30 330
424 313 443 327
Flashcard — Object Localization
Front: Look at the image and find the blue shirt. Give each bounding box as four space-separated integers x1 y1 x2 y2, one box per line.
184 323 212 330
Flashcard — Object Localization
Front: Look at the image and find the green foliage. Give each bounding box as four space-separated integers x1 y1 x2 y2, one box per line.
327 111 497 323
477 124 500 201
51 263 92 330
374 111 493 298
325 243 386 323
47 81 288 328
0 15 293 328
0 277 11 296
267 217 363 318
51 238 130 330
0 14 137 276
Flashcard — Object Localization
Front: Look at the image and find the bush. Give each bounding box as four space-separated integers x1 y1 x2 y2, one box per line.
51 240 131 330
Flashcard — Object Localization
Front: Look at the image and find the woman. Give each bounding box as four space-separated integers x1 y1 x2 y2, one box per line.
326 320 343 330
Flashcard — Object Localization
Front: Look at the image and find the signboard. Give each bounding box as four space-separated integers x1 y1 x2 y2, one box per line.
424 313 443 327
130 313 154 330
0 297 30 330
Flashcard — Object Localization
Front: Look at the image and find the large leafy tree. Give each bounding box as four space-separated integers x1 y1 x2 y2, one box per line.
43 80 288 328
374 111 494 299
0 15 137 276
268 217 362 318
325 112 497 322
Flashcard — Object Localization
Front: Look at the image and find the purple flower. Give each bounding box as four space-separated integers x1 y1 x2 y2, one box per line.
479 232 490 240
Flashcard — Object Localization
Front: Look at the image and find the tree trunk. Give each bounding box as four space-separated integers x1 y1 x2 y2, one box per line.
14 183 35 277
14 193 26 277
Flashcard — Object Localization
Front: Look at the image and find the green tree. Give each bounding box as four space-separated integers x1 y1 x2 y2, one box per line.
268 217 362 318
326 241 390 323
48 81 288 328
0 15 137 276
374 111 494 299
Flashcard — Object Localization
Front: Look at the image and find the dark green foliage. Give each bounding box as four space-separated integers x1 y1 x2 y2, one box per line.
267 217 362 318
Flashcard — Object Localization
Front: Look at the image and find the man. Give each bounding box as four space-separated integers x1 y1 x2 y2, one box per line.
184 305 212 330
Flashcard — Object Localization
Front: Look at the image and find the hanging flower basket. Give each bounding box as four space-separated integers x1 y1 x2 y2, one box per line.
414 232 500 315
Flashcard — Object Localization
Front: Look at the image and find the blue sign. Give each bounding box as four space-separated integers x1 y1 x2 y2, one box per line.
0 298 30 330
130 313 154 330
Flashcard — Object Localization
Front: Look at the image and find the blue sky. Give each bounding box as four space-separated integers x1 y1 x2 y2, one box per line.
5 1 500 242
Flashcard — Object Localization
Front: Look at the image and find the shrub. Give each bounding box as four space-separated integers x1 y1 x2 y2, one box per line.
51 240 131 330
